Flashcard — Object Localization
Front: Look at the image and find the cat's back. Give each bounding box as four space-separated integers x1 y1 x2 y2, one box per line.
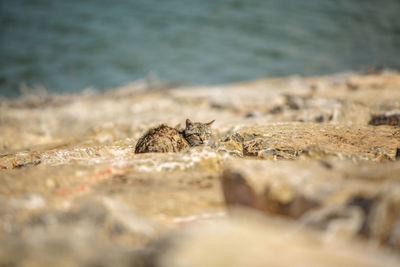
135 124 190 153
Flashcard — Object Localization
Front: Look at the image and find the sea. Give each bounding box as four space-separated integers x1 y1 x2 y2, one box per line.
1 0 399 97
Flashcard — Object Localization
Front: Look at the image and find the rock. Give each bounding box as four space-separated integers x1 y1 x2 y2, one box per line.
149 209 399 267
220 159 400 248
1 71 400 263
369 111 400 126
0 197 160 267
220 123 400 161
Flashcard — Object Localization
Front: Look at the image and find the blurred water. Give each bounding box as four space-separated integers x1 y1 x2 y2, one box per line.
0 0 399 96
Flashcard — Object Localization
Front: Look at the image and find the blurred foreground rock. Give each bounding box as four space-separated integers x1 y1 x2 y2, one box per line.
148 210 399 267
1 71 400 266
221 160 400 248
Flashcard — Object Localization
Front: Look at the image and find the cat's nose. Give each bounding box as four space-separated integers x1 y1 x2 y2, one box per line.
199 137 204 144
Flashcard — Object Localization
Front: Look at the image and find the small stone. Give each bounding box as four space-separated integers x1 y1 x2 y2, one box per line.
369 112 400 126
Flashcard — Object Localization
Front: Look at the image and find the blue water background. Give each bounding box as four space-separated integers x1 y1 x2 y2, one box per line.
1 0 399 96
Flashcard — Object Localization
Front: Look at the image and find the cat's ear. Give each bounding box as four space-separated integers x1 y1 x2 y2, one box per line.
206 120 215 125
185 119 192 127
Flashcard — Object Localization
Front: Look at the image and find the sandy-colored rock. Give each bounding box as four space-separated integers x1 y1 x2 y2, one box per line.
0 196 157 267
151 210 399 267
370 111 400 127
1 71 400 265
219 123 400 161
221 159 400 248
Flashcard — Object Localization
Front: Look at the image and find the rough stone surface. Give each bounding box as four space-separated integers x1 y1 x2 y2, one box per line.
221 160 400 247
219 123 400 160
150 210 399 267
1 71 400 265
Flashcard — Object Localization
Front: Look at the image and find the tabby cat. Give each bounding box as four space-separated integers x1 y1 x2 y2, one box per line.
134 119 215 153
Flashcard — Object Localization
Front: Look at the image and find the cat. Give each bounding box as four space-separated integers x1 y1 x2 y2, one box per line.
134 119 215 153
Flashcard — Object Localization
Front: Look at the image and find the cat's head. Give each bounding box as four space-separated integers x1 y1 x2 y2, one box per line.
183 119 215 146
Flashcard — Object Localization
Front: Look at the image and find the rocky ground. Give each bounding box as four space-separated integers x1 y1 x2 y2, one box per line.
1 70 400 266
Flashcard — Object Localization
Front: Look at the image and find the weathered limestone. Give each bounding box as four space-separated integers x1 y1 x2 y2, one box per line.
221 160 400 248
151 210 399 267
219 123 400 161
1 71 400 265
